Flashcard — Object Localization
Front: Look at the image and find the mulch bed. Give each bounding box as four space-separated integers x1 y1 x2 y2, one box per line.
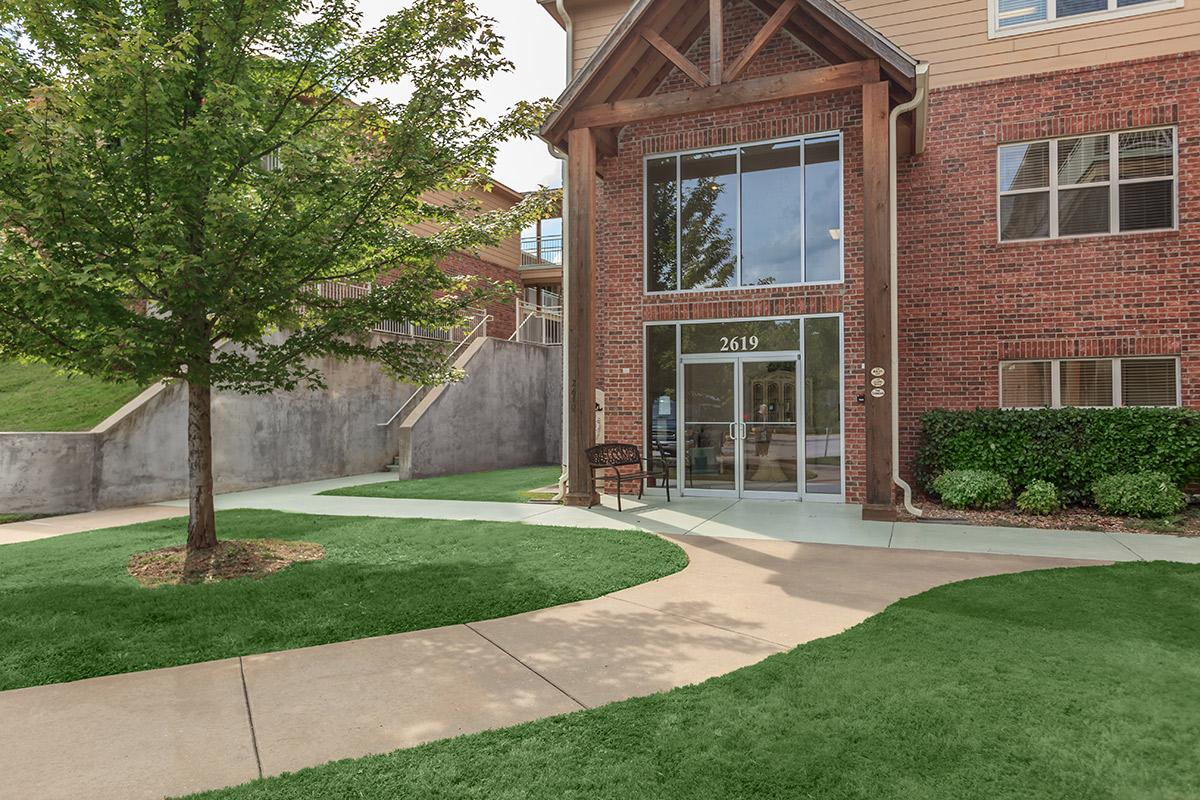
906 499 1200 537
128 539 326 588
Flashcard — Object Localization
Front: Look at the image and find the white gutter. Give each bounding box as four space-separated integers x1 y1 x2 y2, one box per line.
888 63 928 518
550 0 573 503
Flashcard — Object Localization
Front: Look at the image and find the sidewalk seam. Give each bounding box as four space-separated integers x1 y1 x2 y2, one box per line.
238 657 264 779
1105 533 1146 562
608 595 789 649
463 623 590 710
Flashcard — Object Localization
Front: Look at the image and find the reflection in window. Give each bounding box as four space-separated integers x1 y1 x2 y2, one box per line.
645 325 677 487
646 133 843 291
998 128 1175 240
1119 129 1175 231
646 157 678 292
997 0 1172 30
680 150 737 290
805 137 842 282
741 142 802 286
804 317 841 495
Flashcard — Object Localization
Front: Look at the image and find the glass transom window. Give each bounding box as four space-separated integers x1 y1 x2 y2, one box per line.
998 128 1176 241
646 133 843 292
992 0 1181 36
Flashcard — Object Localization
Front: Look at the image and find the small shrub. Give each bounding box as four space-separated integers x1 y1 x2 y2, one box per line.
932 470 1013 510
1017 480 1060 515
1092 472 1188 519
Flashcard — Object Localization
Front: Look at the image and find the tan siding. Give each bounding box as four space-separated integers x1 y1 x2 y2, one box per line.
559 0 1198 90
566 0 631 75
409 186 521 270
841 0 1199 87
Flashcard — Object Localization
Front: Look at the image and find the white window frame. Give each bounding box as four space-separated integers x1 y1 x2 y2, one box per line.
643 131 845 295
997 127 1178 242
999 356 1182 409
988 0 1183 38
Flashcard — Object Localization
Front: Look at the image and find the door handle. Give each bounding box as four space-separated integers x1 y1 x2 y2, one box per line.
740 422 747 440
728 422 736 441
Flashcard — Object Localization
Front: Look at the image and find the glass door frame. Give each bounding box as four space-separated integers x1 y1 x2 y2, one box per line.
679 351 803 501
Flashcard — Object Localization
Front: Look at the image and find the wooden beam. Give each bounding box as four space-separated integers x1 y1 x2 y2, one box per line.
640 28 708 88
725 0 797 83
593 127 619 160
861 80 895 520
575 59 877 130
610 0 711 102
709 0 723 85
564 128 599 508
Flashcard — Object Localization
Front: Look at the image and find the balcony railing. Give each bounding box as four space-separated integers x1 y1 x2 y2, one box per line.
511 300 562 346
520 234 563 269
312 281 484 342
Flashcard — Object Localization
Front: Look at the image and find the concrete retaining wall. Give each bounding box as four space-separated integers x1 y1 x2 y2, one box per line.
0 337 563 514
396 338 562 479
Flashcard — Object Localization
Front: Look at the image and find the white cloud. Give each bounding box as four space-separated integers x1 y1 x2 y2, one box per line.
358 0 567 191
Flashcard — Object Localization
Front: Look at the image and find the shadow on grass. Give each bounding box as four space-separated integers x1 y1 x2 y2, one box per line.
184 561 1200 800
0 510 688 691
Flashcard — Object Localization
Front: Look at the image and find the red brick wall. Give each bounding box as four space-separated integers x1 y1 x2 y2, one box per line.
895 51 1200 482
591 0 1199 505
376 251 519 341
436 251 520 341
593 1 874 501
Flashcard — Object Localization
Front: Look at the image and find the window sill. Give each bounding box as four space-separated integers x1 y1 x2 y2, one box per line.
989 0 1183 39
644 280 845 297
997 227 1179 246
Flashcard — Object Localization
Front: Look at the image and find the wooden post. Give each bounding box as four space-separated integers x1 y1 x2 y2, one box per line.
564 128 600 507
861 80 895 521
709 0 723 85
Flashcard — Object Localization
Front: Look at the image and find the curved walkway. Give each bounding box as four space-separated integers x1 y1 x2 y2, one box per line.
0 531 1097 800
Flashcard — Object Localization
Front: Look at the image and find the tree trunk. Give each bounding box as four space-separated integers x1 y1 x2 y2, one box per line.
186 380 218 552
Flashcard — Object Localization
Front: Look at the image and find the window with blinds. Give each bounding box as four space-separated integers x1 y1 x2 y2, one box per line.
1121 359 1178 406
992 0 1179 36
1001 358 1180 408
998 128 1176 241
1001 362 1052 407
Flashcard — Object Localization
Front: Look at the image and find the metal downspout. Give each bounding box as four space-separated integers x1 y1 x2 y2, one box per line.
888 64 929 518
550 0 573 503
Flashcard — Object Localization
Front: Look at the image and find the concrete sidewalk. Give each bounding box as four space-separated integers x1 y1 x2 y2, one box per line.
145 473 1200 564
6 471 1199 563
0 535 1100 800
0 505 187 545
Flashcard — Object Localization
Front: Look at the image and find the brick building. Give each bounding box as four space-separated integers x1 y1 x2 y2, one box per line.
536 0 1197 517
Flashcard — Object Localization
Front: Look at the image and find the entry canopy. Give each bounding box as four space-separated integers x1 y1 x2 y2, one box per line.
542 0 927 157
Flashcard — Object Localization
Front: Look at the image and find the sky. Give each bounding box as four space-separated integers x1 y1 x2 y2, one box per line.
359 0 569 192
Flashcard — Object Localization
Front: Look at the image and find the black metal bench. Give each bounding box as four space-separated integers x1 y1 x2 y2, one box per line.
585 443 671 511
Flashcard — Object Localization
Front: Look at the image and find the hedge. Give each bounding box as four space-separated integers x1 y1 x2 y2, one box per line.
916 407 1200 503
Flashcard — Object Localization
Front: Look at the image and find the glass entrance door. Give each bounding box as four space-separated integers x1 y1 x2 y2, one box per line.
680 356 800 498
681 361 738 492
740 358 799 498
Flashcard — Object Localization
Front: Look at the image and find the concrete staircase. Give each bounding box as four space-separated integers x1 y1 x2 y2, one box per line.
377 337 562 480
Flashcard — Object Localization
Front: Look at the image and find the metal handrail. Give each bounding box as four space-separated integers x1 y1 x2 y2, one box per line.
376 312 493 428
511 301 563 345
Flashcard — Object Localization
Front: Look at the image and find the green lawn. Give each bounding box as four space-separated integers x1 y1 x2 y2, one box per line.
0 513 46 524
0 360 143 431
0 510 685 691
186 561 1200 800
321 465 563 503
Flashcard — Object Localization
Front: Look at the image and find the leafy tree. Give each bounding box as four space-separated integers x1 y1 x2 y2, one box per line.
680 172 735 290
0 0 555 552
